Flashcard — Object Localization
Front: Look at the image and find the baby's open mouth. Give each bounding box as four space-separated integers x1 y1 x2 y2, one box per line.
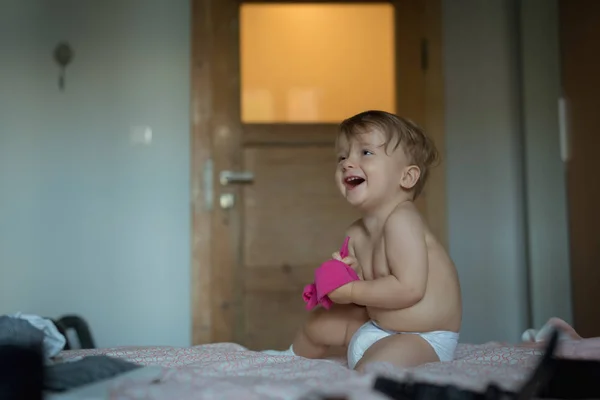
344 176 365 189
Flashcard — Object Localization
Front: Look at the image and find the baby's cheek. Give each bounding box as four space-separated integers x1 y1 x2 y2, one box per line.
334 168 342 180
335 170 346 186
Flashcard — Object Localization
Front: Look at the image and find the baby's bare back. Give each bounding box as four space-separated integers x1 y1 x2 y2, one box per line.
350 205 462 333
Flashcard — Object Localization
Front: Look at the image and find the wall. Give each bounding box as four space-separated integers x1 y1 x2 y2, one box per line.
0 0 191 348
443 0 529 343
519 0 573 329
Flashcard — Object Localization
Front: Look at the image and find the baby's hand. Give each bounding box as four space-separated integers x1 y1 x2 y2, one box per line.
332 252 359 271
328 282 355 304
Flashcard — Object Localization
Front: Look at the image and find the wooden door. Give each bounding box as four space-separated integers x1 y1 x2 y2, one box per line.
191 0 446 348
560 0 600 337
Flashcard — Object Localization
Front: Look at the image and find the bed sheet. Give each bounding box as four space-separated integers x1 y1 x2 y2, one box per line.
56 342 542 399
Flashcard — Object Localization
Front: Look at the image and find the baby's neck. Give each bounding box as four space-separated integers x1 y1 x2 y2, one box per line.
361 196 412 236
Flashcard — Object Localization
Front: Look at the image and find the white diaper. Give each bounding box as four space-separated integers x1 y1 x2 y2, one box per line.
347 321 459 369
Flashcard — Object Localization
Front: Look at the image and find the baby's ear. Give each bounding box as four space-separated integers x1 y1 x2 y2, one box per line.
400 165 421 190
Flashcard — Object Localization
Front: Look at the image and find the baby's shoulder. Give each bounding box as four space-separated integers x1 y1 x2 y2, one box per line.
383 202 425 233
345 219 367 249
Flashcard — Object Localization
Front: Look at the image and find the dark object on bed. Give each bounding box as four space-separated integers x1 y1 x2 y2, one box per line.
534 356 600 399
52 314 96 350
0 345 44 400
373 329 600 400
373 377 514 400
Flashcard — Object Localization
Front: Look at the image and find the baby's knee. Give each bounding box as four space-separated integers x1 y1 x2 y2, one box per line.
304 307 328 332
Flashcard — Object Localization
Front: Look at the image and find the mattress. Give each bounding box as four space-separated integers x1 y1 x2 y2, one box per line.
49 341 543 399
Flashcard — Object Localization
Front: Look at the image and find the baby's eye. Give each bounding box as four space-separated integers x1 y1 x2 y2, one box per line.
362 150 373 156
337 156 346 162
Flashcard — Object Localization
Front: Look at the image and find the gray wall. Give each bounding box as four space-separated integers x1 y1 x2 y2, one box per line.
0 0 191 347
519 0 573 328
444 0 530 343
444 0 572 343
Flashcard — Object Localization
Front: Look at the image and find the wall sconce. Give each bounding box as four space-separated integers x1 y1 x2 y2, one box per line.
53 42 74 92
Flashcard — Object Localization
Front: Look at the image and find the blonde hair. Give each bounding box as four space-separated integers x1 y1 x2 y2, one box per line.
337 110 439 199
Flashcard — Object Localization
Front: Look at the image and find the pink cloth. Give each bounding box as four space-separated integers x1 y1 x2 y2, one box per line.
303 237 360 310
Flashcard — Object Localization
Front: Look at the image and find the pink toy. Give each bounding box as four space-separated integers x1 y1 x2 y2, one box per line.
302 237 360 310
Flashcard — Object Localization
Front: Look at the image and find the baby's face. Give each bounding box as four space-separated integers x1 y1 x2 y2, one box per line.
335 130 408 209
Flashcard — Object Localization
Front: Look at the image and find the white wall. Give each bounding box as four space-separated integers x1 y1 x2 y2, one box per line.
0 0 191 348
443 0 530 343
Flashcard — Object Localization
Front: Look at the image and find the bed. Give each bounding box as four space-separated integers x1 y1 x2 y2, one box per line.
49 341 543 399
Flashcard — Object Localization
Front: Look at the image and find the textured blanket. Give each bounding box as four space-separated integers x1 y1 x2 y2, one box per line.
55 342 543 399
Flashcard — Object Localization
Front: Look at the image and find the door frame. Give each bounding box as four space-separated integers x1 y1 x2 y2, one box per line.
190 0 446 345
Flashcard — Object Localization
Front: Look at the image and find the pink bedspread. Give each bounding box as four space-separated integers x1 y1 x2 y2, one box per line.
57 342 543 399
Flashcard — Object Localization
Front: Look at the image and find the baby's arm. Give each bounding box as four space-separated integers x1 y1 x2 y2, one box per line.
348 208 428 309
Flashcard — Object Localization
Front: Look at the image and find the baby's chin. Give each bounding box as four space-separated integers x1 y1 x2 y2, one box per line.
343 193 369 209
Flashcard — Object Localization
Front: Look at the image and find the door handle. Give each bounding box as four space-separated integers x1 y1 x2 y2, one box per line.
220 170 254 185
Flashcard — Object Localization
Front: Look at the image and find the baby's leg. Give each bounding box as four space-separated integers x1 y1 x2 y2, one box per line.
293 304 369 359
263 304 368 359
354 334 438 372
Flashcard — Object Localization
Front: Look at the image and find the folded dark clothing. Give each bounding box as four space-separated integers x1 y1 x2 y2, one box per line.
0 315 142 392
0 315 45 351
45 355 142 392
0 345 44 400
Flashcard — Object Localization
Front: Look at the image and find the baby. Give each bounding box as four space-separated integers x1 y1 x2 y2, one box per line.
264 110 462 371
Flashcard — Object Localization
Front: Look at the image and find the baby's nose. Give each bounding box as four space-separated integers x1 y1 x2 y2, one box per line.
342 159 355 170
